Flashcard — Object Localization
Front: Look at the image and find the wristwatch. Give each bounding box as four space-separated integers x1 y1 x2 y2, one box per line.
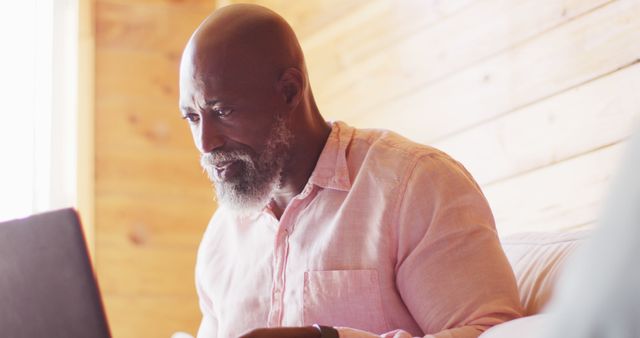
312 324 339 338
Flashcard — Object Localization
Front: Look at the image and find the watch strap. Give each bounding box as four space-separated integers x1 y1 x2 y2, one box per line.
312 324 339 338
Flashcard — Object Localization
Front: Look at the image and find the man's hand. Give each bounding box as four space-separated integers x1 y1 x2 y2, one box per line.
238 326 321 338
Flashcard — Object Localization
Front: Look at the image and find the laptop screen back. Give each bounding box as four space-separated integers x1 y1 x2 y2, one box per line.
0 208 111 338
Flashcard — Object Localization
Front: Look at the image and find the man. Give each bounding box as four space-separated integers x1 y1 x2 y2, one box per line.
179 4 522 338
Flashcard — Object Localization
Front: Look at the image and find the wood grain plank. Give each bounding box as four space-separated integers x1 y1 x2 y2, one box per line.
220 0 373 41
95 147 211 198
484 143 625 236
302 0 478 91
316 0 613 122
96 48 180 100
95 96 195 152
103 295 200 338
95 192 213 248
349 0 640 143
435 62 640 186
96 243 199 296
96 1 212 53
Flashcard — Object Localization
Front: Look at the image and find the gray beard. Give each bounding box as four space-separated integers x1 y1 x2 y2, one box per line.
200 115 293 215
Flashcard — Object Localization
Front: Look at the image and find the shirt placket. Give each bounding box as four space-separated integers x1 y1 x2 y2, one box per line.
267 221 290 327
266 184 315 327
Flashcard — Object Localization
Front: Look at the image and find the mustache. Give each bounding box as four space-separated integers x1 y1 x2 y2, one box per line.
200 150 253 168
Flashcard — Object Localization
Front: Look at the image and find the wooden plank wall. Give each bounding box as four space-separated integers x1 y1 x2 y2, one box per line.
226 0 640 236
94 0 215 336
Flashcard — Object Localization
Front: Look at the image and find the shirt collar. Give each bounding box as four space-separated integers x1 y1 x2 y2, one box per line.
307 121 354 191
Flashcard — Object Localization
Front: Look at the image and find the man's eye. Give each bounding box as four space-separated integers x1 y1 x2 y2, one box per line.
213 107 233 118
182 113 200 123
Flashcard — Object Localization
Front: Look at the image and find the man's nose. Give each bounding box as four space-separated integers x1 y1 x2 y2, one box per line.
198 119 226 153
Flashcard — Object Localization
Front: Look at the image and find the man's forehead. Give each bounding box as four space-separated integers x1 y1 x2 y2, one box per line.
179 53 229 105
181 46 259 93
179 72 233 102
179 69 258 112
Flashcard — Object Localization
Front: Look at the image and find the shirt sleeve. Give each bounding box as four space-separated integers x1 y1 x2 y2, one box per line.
342 152 523 338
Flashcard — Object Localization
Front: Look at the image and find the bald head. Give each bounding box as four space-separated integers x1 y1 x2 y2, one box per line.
181 4 306 92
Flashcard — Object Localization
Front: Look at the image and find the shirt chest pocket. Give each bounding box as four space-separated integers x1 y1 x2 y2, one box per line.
303 269 389 334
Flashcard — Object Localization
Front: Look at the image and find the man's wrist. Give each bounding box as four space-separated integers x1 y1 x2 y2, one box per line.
312 324 339 338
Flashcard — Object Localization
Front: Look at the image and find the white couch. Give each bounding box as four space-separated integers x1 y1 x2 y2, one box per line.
479 230 589 337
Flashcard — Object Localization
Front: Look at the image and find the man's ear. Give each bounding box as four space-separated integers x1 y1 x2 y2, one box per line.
277 67 304 107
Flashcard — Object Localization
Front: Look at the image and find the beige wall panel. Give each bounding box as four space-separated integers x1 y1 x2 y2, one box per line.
350 0 640 143
221 0 373 41
435 62 640 186
302 0 477 91
96 193 212 248
313 0 610 120
96 1 212 53
95 96 195 152
96 49 179 100
485 143 624 236
95 149 210 197
103 295 200 338
97 243 198 296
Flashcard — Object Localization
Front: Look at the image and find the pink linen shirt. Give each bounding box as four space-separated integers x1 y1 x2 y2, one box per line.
195 121 522 338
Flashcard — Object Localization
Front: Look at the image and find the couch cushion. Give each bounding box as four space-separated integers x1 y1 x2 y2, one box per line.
500 230 588 315
478 314 548 338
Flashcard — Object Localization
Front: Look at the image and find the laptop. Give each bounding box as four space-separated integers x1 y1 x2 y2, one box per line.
0 208 111 338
